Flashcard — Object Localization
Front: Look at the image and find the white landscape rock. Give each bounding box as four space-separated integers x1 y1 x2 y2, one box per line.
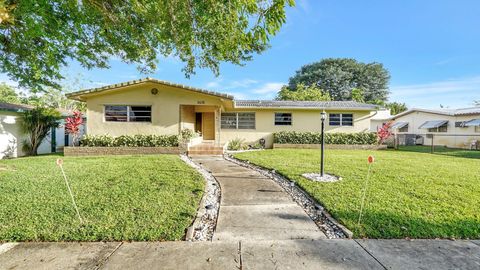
302 173 341 183
180 155 221 241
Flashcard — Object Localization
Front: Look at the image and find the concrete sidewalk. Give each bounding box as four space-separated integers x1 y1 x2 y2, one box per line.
1 239 479 269
1 157 479 269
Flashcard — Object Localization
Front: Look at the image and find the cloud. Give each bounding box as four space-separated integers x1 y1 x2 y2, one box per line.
206 78 258 90
296 0 310 13
225 91 250 100
390 75 480 108
205 78 223 89
226 79 258 89
251 82 285 94
391 76 480 98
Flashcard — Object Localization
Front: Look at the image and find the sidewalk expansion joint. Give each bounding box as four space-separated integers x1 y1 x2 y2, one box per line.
353 240 388 270
94 242 123 270
238 241 243 270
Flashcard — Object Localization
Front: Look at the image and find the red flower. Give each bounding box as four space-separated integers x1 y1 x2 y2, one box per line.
377 121 393 144
65 111 84 146
367 155 375 164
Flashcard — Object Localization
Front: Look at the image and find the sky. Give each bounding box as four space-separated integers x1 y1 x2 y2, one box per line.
3 0 480 109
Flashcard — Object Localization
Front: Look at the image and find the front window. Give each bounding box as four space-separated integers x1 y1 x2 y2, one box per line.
221 112 255 129
274 113 292 126
105 105 151 122
329 113 353 126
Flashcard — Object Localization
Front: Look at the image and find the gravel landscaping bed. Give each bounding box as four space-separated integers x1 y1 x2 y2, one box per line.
181 155 221 241
302 173 341 182
225 154 351 239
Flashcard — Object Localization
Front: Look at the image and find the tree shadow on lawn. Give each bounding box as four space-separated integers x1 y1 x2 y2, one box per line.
333 209 480 239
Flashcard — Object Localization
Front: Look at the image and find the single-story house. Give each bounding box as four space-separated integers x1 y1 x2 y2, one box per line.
0 102 85 158
383 108 480 149
66 78 382 149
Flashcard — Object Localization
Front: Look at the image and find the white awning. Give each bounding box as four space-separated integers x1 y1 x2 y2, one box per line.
390 121 408 129
464 119 480 127
419 120 448 129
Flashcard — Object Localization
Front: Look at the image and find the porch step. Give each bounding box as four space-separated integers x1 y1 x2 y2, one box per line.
187 142 225 156
188 149 224 156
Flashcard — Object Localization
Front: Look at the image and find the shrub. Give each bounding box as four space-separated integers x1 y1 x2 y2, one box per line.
21 107 62 156
227 138 247 151
179 129 199 142
273 131 377 145
80 134 179 147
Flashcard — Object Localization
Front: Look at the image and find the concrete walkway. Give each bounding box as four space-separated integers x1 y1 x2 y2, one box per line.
191 156 326 241
1 156 480 269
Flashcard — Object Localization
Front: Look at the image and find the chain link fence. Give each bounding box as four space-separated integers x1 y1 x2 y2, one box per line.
390 133 480 153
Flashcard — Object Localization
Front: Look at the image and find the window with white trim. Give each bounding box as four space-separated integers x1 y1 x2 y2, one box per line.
274 113 292 126
329 113 353 126
105 105 151 122
221 112 255 129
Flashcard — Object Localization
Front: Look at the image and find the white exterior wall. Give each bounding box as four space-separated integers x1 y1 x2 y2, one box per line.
391 111 480 148
0 111 25 158
0 111 86 159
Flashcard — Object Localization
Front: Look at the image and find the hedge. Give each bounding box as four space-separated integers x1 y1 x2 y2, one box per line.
80 134 179 147
273 131 377 145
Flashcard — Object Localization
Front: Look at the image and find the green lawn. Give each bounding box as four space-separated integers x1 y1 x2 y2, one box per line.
0 154 204 241
397 145 480 159
234 148 480 239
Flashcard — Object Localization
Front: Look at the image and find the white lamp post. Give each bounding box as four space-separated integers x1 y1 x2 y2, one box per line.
320 111 327 177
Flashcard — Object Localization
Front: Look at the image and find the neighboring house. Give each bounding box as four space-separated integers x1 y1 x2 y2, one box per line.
383 108 480 148
0 102 85 158
370 108 392 132
66 78 382 148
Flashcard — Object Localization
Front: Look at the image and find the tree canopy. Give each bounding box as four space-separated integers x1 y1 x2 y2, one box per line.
0 0 294 92
0 82 84 111
0 82 22 103
276 83 331 101
287 58 390 103
385 102 408 115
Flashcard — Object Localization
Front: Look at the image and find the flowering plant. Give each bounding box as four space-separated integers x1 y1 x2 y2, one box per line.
377 122 392 145
65 111 83 146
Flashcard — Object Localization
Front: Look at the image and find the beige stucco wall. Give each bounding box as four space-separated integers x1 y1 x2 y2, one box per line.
391 111 480 148
220 109 375 148
85 82 226 138
81 82 377 148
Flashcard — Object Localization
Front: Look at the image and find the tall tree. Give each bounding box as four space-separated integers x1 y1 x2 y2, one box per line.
20 107 62 156
0 0 294 92
350 88 365 103
386 102 408 115
276 83 331 101
0 82 21 103
26 87 86 111
287 58 390 102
